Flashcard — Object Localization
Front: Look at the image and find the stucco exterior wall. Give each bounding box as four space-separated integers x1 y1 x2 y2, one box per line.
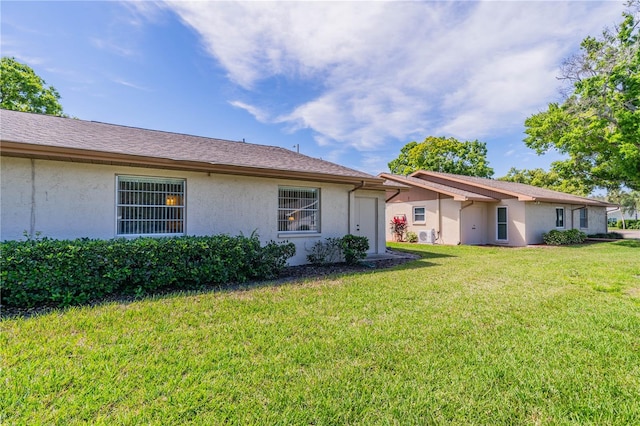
525 202 608 243
385 197 461 245
1 157 385 265
571 205 608 235
485 199 527 246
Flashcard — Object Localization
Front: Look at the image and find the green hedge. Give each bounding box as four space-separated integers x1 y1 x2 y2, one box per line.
616 219 640 229
0 234 295 308
542 229 587 245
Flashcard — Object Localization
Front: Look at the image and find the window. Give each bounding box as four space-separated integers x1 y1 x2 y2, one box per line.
116 176 185 236
278 187 320 232
555 208 565 228
497 207 508 241
413 206 426 223
579 208 588 228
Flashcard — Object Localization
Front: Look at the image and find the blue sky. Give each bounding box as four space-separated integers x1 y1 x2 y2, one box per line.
1 1 625 177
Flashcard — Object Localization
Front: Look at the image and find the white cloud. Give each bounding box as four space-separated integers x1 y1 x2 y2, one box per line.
229 100 271 123
112 78 152 92
91 38 137 57
163 0 625 152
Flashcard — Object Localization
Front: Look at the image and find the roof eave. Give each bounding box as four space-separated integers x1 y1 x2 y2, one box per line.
532 197 617 207
380 173 477 201
411 170 531 200
0 141 384 187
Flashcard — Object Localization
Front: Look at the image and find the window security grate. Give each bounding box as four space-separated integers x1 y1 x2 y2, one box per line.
116 176 185 235
278 187 319 232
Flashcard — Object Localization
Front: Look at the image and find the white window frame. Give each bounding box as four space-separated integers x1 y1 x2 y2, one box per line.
278 186 320 233
116 175 186 237
579 208 588 229
496 206 508 241
555 207 565 228
413 206 426 223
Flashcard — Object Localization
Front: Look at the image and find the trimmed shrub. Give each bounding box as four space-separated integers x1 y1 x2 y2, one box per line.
616 219 640 229
542 229 587 245
340 234 369 265
306 238 343 265
406 231 418 243
0 234 295 308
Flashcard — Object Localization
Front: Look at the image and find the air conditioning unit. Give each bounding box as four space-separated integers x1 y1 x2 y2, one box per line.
418 229 436 244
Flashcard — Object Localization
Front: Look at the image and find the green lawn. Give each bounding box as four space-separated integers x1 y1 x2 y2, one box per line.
2 241 639 425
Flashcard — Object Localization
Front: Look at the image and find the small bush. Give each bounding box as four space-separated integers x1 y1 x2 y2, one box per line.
306 235 370 265
406 231 418 243
616 219 640 229
0 234 295 308
542 229 587 245
306 238 342 265
340 234 369 265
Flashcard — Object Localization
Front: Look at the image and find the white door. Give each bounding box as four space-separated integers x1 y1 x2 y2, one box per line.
355 197 377 254
461 205 485 245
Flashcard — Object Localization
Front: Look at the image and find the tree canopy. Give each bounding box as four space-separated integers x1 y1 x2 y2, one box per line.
388 136 494 177
523 1 640 191
498 166 592 196
0 57 64 116
608 188 640 219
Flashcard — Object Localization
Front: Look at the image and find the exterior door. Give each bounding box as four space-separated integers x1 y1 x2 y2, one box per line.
355 197 377 254
461 204 485 245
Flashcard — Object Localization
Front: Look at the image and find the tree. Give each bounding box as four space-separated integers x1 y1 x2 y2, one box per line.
524 1 640 191
388 136 494 177
0 57 64 116
621 190 640 219
607 188 640 227
498 166 591 196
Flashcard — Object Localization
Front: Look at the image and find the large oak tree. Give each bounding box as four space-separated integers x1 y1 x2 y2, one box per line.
388 136 494 177
498 166 592 196
524 1 640 190
0 57 64 116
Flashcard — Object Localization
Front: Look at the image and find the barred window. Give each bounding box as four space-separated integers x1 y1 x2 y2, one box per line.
278 187 320 232
116 176 185 236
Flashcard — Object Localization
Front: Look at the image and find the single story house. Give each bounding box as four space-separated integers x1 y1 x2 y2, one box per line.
0 109 389 265
380 170 615 246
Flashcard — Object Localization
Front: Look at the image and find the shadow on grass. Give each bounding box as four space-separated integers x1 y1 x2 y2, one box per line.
386 246 457 260
559 239 640 249
613 239 640 248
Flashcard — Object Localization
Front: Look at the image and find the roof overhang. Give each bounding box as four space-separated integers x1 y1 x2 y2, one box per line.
410 170 535 201
1 140 385 187
379 172 495 202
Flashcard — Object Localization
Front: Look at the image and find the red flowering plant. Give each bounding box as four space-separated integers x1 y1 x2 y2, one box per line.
390 215 408 241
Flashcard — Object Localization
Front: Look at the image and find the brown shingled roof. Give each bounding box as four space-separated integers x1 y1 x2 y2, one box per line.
379 173 498 201
0 109 382 186
410 170 615 207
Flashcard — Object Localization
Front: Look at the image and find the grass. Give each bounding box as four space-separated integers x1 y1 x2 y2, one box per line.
2 241 639 425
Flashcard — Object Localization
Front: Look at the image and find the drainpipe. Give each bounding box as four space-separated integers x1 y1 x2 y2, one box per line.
386 189 401 203
348 181 366 234
458 201 474 245
436 193 442 243
30 159 36 238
